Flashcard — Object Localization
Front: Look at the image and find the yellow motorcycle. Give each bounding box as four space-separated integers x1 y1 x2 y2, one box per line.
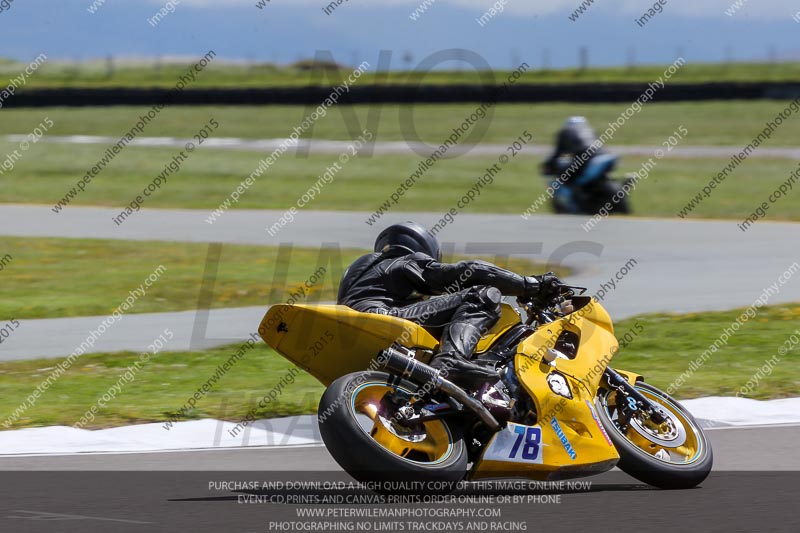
259 285 712 489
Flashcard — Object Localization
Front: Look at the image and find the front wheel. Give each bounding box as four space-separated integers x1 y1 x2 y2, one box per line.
595 382 713 489
318 371 468 484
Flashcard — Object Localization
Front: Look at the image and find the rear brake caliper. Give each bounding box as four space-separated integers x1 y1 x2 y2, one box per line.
382 389 450 428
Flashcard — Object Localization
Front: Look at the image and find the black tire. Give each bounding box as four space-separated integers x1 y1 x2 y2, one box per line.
586 179 631 215
317 371 468 485
552 198 571 214
595 382 713 489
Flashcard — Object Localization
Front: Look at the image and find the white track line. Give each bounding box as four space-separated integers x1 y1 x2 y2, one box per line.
5 134 800 159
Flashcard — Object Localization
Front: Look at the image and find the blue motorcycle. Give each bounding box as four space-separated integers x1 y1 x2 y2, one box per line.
543 153 633 215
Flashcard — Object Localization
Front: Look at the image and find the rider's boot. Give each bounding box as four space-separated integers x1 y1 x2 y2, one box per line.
429 322 499 389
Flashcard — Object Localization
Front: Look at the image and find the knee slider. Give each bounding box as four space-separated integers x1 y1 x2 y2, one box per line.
475 286 502 314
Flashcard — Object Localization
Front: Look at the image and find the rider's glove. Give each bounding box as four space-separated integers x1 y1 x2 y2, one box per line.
523 276 539 297
527 272 563 299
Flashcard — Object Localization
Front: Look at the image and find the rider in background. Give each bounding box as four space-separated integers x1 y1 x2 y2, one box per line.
542 116 608 213
337 222 562 389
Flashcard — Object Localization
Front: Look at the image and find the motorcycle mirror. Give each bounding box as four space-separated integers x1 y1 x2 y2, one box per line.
566 285 587 295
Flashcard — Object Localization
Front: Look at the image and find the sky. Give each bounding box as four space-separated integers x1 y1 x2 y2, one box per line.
0 0 797 69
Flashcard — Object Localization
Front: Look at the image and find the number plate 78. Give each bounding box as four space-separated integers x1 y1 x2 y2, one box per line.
482 423 544 464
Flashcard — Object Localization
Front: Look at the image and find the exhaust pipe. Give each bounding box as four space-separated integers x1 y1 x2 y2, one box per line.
378 347 501 432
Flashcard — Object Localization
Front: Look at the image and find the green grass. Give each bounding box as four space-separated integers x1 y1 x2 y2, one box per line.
2 101 800 146
0 343 324 429
614 304 800 400
628 157 800 222
1 303 797 430
0 238 345 320
6 61 800 89
0 237 558 320
2 139 799 222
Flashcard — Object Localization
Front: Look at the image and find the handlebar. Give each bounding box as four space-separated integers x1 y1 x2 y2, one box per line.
517 284 587 326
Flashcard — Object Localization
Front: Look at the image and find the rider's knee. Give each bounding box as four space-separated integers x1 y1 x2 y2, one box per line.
470 286 502 317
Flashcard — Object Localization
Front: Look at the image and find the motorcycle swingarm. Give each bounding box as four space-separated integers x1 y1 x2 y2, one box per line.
381 390 461 428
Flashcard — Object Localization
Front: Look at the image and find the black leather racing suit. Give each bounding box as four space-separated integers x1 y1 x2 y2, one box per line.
544 122 605 181
337 248 540 364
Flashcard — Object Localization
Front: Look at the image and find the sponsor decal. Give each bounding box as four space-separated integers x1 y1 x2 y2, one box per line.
547 371 573 399
586 400 614 446
550 418 577 460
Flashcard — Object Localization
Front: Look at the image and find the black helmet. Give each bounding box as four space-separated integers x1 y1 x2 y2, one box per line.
374 221 441 260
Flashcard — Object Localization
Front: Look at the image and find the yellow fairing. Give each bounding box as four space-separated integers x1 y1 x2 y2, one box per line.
259 304 439 386
475 303 521 353
472 298 621 479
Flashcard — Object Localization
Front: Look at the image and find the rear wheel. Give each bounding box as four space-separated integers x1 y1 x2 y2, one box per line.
318 371 468 484
595 382 712 489
586 179 631 215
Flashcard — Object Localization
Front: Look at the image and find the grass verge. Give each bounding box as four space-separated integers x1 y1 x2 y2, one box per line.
0 237 559 320
2 140 799 222
613 304 800 400
7 62 800 89
2 101 800 147
0 304 797 430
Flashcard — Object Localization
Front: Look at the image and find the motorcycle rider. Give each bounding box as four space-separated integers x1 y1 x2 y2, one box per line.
542 116 607 212
337 221 563 388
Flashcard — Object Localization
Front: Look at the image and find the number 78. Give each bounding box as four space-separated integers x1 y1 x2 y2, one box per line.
509 426 541 460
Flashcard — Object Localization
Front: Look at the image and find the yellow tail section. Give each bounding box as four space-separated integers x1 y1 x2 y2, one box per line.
259 304 439 386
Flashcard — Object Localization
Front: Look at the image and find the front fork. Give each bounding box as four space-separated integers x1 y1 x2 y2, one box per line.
603 367 667 425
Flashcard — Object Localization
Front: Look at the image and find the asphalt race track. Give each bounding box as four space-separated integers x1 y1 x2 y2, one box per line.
2 205 799 360
1 424 797 471
2 205 799 532
0 425 798 532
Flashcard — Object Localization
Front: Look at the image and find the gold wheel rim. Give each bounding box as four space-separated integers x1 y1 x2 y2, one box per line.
603 386 704 465
349 381 455 465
